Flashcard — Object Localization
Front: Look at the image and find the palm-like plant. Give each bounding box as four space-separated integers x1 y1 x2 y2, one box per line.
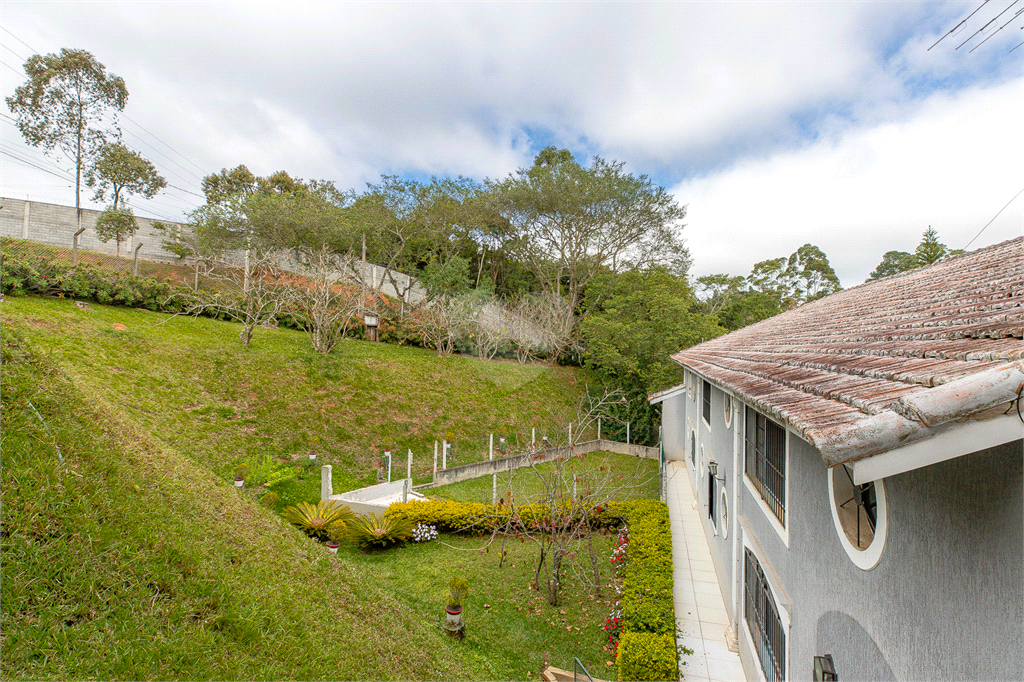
347 512 413 549
282 501 355 541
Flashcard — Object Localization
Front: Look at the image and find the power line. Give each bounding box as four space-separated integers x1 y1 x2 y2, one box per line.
929 0 991 50
956 0 1022 49
969 6 1024 52
119 112 211 177
963 186 1024 250
0 25 39 55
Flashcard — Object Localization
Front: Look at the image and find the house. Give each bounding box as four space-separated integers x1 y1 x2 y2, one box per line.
651 237 1023 682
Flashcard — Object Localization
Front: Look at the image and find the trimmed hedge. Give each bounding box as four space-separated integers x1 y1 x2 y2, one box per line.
384 498 624 535
613 499 679 681
617 632 678 681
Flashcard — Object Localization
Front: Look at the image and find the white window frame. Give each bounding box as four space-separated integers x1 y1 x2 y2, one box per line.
828 467 888 570
724 393 733 429
702 379 713 428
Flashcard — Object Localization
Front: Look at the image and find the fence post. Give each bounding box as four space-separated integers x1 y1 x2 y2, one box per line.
133 242 143 276
532 427 536 450
569 422 573 446
72 227 86 266
407 449 412 481
598 418 601 441
490 434 496 505
321 465 333 501
442 441 447 470
385 450 392 483
627 422 631 445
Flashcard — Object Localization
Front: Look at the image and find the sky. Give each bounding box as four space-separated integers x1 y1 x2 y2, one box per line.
1 1 1021 287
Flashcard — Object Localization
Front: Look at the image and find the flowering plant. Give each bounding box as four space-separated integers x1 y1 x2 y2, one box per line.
412 523 438 543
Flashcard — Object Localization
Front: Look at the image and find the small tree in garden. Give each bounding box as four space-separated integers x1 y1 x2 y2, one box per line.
93 205 137 258
177 248 291 346
287 245 364 354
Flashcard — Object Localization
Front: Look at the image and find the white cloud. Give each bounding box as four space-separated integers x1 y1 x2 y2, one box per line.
674 78 1024 287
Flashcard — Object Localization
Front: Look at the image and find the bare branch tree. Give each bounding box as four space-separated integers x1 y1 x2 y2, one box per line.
286 245 364 354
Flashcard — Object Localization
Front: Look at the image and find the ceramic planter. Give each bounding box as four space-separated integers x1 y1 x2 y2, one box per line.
233 477 244 488
326 541 340 554
445 605 463 625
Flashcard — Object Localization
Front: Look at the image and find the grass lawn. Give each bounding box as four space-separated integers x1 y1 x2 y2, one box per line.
1 295 651 680
427 451 660 505
0 296 589 510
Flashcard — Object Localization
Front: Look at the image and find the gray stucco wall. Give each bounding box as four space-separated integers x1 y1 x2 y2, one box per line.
663 368 1024 682
739 432 1023 682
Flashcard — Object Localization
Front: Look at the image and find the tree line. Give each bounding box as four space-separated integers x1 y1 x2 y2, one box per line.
5 46 970 448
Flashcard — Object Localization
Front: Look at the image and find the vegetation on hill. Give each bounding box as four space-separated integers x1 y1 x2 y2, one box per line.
1 298 665 679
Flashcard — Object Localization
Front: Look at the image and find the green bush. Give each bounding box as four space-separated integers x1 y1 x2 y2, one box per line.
385 499 623 535
608 499 679 681
617 632 678 681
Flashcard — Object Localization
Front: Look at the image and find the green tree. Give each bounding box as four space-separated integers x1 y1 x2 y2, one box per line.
6 48 128 235
867 250 918 281
86 142 166 209
489 147 690 312
93 206 137 257
580 268 725 444
201 165 258 202
914 226 964 265
786 243 842 302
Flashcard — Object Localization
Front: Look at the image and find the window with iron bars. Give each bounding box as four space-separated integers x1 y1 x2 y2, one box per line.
745 406 786 525
745 548 786 682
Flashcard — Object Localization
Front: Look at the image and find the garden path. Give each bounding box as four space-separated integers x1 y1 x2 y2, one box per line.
665 460 746 682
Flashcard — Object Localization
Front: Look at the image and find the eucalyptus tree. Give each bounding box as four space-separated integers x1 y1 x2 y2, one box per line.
86 142 166 209
6 48 128 238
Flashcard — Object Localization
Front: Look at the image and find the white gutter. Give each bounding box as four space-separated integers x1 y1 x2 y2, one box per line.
850 411 1024 484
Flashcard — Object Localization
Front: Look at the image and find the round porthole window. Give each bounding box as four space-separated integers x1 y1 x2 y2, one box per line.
720 490 729 539
829 464 887 570
723 394 733 428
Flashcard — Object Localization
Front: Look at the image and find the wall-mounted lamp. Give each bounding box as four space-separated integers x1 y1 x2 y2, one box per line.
813 654 838 681
708 460 726 483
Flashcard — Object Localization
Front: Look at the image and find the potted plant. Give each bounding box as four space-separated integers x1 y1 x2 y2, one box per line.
446 577 469 626
233 464 248 487
325 524 343 554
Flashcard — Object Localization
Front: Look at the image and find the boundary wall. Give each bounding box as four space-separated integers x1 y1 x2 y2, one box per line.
0 196 426 302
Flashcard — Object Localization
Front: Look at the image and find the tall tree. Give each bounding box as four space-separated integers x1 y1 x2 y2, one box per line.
489 147 690 312
6 49 128 237
86 142 166 209
866 250 918 281
580 268 725 444
785 243 842 302
93 206 137 258
914 226 963 265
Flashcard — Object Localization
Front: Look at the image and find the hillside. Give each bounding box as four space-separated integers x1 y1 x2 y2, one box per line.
0 296 590 680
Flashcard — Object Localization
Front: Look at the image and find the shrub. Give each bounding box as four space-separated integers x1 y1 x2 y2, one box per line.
617 632 678 681
448 577 469 607
347 512 413 550
386 499 623 536
608 499 679 681
260 491 279 508
281 501 355 541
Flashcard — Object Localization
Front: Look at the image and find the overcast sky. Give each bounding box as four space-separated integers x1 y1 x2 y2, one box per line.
1 1 1021 286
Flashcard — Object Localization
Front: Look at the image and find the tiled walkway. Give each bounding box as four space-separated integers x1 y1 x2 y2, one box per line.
665 460 746 682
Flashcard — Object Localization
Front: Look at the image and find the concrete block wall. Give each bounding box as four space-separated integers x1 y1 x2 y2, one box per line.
0 196 427 301
0 197 186 262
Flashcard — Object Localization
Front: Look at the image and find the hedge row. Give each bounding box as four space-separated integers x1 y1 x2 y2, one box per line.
614 499 679 681
384 498 625 535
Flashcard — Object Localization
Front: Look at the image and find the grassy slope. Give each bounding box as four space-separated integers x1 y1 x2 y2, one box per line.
2 297 586 495
1 296 608 680
0 329 473 680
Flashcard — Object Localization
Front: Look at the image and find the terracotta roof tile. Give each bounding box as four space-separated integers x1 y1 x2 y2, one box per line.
668 237 1024 463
